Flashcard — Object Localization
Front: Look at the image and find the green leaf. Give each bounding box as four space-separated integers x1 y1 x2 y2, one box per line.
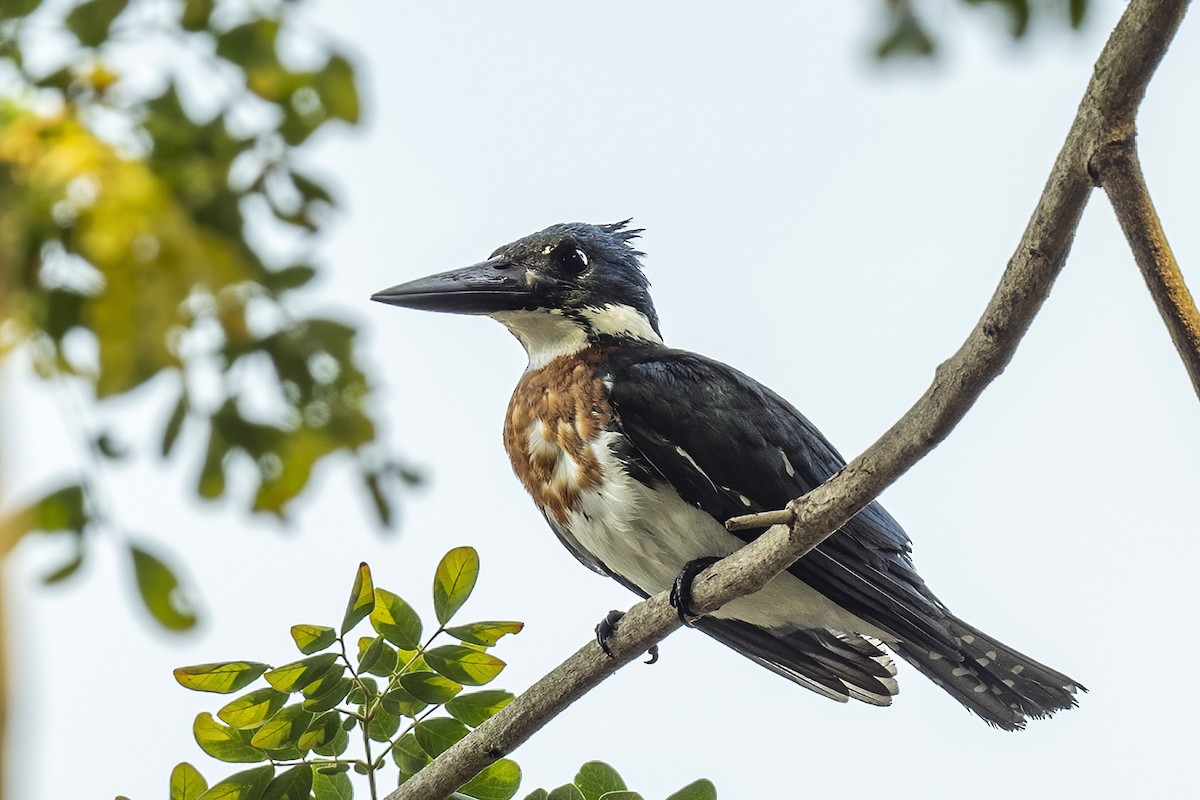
341 562 374 634
399 670 462 704
171 762 209 800
875 8 934 60
311 769 353 800
195 765 274 800
413 717 469 758
367 705 400 742
175 662 269 694
445 621 524 648
301 676 352 713
312 723 349 758
1 0 42 19
392 732 430 778
130 544 197 631
264 653 338 692
162 392 188 457
314 55 359 123
290 624 337 655
263 264 317 293
65 0 130 48
41 547 85 585
180 0 214 31
381 685 427 718
1069 0 1088 28
370 588 423 649
459 759 522 800
5 483 86 538
445 690 514 727
249 704 313 750
356 635 395 675
346 676 378 705
218 688 289 730
523 792 549 800
424 645 505 686
664 780 717 800
296 711 340 751
193 713 266 763
546 786 585 800
261 765 313 800
433 547 479 625
575 762 625 800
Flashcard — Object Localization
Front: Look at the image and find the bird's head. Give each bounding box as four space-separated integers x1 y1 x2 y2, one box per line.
372 221 662 368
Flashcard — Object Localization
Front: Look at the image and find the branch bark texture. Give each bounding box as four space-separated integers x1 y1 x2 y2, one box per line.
388 2 1191 797
1092 140 1200 399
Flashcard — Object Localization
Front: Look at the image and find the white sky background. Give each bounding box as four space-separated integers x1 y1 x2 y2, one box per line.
5 1 1200 798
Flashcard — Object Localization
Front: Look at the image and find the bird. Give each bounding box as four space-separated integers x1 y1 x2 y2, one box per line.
372 220 1083 730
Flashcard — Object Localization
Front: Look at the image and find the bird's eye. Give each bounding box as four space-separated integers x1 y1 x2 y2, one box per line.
552 243 590 276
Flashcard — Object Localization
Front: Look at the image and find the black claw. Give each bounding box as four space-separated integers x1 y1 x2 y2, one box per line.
645 644 659 665
669 556 722 627
595 609 624 657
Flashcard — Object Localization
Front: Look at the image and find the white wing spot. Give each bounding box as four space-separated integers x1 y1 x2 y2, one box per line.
928 650 943 661
674 446 718 493
779 449 796 477
951 666 971 677
985 650 998 660
1010 665 1024 675
972 683 989 694
738 494 753 507
1002 679 1016 688
975 657 990 667
960 634 976 645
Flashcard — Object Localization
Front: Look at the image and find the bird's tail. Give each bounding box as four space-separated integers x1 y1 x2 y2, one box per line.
892 615 1085 731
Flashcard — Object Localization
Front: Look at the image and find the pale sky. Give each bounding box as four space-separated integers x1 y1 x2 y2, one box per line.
6 2 1200 798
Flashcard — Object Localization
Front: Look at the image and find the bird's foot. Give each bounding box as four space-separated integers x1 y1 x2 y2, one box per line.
595 609 659 664
669 556 722 627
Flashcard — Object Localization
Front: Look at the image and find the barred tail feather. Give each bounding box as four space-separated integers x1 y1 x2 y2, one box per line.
894 615 1085 731
697 618 900 707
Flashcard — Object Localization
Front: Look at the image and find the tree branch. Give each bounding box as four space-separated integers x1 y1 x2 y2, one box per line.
1092 140 1200 399
387 1 1191 797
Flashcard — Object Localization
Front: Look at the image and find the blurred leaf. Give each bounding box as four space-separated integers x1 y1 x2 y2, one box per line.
181 0 214 31
291 172 333 205
575 762 625 800
876 8 935 59
314 55 359 123
1069 0 1088 27
311 769 352 800
264 653 338 692
664 780 717 800
445 690 514 727
413 717 469 758
94 431 126 459
175 662 269 694
290 624 336 655
193 713 267 763
445 621 524 648
65 0 130 48
216 20 280 74
5 483 86 539
195 765 274 800
399 670 462 704
161 392 188 457
459 760 522 800
370 587 422 649
433 546 479 625
130 544 197 631
424 645 505 686
261 765 312 800
1 0 43 18
41 546 85 585
249 704 313 750
362 469 392 527
341 562 374 634
263 264 317 292
171 762 209 800
218 688 289 730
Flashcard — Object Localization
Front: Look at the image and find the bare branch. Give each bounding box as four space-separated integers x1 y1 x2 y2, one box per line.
388 1 1191 797
1092 140 1200 399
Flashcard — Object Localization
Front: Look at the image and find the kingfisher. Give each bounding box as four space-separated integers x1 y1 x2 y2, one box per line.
372 221 1083 730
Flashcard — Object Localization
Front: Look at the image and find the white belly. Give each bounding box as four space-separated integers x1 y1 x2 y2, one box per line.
559 434 890 640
